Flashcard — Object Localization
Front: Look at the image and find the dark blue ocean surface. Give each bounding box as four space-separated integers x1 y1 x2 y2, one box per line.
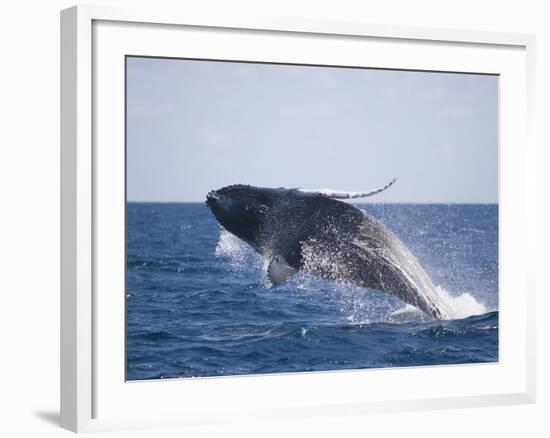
126 203 498 380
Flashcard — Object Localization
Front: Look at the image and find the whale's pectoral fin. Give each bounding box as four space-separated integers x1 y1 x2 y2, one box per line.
295 177 397 199
267 256 297 285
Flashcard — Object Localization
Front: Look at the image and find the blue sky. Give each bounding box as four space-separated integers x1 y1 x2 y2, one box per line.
126 57 498 203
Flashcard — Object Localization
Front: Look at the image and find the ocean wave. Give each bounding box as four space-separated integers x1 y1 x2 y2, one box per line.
126 203 498 380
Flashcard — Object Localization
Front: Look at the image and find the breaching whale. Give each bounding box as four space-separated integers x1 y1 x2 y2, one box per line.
206 180 451 320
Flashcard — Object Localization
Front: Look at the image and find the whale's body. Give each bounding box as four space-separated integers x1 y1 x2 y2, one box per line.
206 183 451 320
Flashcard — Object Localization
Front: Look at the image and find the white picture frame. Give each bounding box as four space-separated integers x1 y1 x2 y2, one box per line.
60 4 536 433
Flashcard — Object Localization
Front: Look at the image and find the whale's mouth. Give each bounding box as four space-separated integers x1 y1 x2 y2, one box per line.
206 190 221 208
206 190 234 215
206 190 220 201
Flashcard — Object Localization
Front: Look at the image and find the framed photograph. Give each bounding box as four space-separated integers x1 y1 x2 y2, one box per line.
61 5 536 432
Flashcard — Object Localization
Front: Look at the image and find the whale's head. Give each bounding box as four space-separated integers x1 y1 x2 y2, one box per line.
206 179 398 247
206 185 282 244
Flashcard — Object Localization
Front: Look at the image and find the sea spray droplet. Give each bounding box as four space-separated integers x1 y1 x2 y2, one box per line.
215 228 258 267
214 229 487 323
250 245 406 325
215 228 268 283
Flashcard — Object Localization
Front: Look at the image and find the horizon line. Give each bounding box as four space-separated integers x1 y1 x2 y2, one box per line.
127 200 499 205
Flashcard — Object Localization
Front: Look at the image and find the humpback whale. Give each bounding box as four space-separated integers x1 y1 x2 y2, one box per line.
206 179 451 320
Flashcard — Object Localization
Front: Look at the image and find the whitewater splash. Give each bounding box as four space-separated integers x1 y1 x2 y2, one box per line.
388 287 487 323
215 227 257 269
214 229 487 323
434 285 487 319
215 228 271 286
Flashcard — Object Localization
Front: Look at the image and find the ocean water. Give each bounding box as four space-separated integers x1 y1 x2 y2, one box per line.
126 203 498 380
